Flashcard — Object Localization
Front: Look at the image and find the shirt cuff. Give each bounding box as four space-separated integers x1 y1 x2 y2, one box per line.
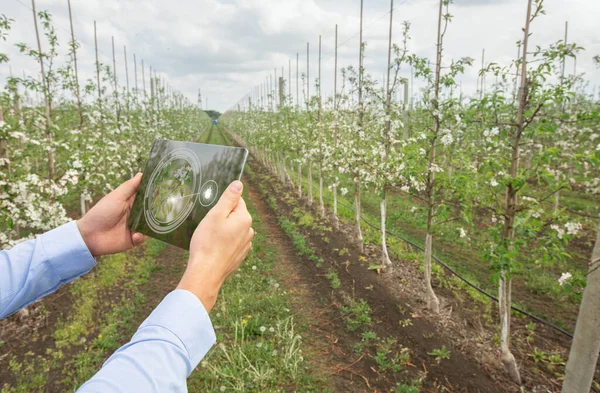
140 289 216 368
40 220 96 280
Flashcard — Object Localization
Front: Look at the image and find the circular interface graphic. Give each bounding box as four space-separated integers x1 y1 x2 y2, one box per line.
144 148 201 234
199 180 218 207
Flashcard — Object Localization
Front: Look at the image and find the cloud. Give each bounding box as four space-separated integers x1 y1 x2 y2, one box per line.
1 0 599 111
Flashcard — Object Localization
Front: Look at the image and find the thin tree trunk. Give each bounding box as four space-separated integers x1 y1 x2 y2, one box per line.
381 0 394 267
319 166 325 217
307 162 313 205
354 181 364 252
381 198 392 265
332 182 339 228
423 0 444 314
497 0 533 385
424 233 440 313
562 221 600 393
297 164 302 198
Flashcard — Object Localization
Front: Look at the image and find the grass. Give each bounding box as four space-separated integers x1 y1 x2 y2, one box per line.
186 187 329 392
2 187 330 392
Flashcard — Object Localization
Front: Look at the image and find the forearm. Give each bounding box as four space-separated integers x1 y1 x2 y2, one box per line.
0 221 96 319
77 290 216 392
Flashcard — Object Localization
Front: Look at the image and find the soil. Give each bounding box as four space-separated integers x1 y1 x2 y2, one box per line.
245 153 506 393
238 134 598 392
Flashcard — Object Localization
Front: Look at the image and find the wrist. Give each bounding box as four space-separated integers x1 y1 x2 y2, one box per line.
176 271 222 313
76 219 95 257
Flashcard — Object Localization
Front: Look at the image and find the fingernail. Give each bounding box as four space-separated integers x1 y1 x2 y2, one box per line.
136 172 143 178
230 180 243 193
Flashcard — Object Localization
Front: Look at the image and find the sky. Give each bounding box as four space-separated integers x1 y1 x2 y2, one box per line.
1 0 600 112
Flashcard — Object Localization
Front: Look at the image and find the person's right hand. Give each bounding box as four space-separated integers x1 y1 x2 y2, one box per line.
176 180 254 312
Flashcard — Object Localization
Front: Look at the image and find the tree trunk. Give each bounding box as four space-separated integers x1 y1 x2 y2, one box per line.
307 159 313 205
354 181 364 252
381 197 392 265
496 0 533 384
499 270 521 383
424 233 440 313
562 221 600 393
297 164 302 198
332 182 339 229
319 165 325 217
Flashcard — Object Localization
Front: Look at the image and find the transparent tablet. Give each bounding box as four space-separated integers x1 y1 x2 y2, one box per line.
128 139 249 250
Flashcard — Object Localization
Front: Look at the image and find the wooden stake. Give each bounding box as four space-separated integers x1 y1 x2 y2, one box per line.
31 0 54 179
318 35 322 117
307 42 310 110
124 45 130 119
133 53 138 101
332 23 339 228
355 0 365 250
141 59 146 97
67 0 83 128
560 21 568 86
112 36 120 126
94 21 101 101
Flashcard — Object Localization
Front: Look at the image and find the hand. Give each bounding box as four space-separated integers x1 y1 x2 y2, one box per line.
77 173 148 257
177 180 254 312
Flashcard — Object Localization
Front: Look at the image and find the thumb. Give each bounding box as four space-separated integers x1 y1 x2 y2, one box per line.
213 180 243 217
116 172 143 200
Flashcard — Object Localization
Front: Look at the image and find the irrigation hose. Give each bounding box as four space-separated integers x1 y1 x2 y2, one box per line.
329 197 574 340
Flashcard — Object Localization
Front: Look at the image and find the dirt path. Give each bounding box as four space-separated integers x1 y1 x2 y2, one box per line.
243 155 506 393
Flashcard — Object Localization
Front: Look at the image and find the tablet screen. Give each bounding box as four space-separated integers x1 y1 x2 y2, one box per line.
128 139 248 250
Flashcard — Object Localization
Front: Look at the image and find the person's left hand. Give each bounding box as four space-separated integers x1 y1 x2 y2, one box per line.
77 173 148 257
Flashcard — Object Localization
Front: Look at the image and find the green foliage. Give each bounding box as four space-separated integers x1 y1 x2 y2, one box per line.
340 299 372 332
374 338 410 373
428 346 451 363
326 271 341 289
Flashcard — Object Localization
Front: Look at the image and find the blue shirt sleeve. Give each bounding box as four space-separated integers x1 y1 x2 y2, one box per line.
77 289 217 393
0 220 97 319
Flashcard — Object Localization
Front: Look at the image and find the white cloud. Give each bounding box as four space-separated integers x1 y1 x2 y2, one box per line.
1 0 599 111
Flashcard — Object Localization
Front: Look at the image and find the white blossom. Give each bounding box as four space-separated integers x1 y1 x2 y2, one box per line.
558 272 572 286
565 222 582 236
551 224 565 239
440 132 454 147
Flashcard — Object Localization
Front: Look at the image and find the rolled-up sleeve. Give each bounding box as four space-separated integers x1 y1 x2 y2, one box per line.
0 220 96 319
78 289 216 393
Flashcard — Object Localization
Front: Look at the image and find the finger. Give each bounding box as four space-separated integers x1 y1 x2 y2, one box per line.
116 172 143 201
231 196 248 214
212 180 243 217
131 232 148 247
